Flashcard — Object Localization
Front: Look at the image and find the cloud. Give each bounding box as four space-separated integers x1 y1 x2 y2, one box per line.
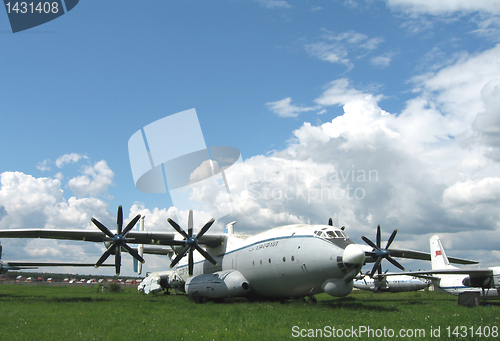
304 30 384 70
471 79 500 156
243 45 500 268
0 170 114 266
385 0 500 16
55 153 88 168
36 159 51 172
370 52 396 68
266 97 319 117
386 0 500 39
68 160 114 197
314 78 383 107
255 0 291 9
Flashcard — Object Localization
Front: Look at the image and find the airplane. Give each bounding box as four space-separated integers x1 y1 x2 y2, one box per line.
0 208 478 302
0 243 114 273
353 272 430 293
376 235 500 301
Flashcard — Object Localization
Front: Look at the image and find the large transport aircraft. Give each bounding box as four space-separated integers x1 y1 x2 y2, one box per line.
0 209 477 301
378 235 500 301
353 273 430 293
0 244 114 273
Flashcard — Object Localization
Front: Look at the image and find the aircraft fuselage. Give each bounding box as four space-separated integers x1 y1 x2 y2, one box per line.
174 224 365 298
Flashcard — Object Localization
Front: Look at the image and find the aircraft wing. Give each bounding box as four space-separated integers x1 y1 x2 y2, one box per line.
1 261 114 272
387 249 478 265
5 261 114 267
375 268 496 288
0 229 226 247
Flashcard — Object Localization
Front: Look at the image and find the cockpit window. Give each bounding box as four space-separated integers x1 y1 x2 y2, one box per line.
317 229 348 240
326 231 336 238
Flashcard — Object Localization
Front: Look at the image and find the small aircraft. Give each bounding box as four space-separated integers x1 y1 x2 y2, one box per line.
378 235 499 301
0 243 114 273
0 209 477 301
353 272 430 293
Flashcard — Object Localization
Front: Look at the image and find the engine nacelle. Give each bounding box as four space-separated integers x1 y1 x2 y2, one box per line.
185 270 250 300
321 278 354 297
463 276 493 288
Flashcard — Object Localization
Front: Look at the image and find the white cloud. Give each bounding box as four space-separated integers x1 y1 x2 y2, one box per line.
304 30 384 70
266 97 318 117
370 52 395 68
55 153 88 168
255 0 291 9
189 160 218 183
386 0 500 39
385 0 500 16
304 42 353 70
314 78 384 107
472 79 500 151
0 170 114 266
36 159 51 172
68 160 114 197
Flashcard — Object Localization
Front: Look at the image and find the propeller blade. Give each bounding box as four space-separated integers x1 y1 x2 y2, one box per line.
376 224 381 249
169 245 190 268
361 236 380 251
96 245 115 267
188 248 193 276
370 257 383 278
115 246 121 275
385 229 398 249
196 218 215 239
117 206 123 235
122 214 141 236
91 218 115 238
188 209 193 238
195 245 217 266
386 256 405 271
122 243 145 264
167 218 189 239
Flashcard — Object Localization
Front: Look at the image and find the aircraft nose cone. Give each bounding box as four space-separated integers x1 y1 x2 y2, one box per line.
343 244 365 266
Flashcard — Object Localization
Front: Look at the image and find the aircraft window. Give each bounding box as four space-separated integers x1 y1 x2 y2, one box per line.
269 258 272 263
283 257 286 262
325 231 336 238
291 256 295 261
335 231 344 238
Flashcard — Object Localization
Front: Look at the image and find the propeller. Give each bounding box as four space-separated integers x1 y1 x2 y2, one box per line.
361 225 405 278
167 210 218 276
91 205 145 275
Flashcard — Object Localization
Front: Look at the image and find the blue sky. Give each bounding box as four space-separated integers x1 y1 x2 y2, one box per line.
1 1 500 276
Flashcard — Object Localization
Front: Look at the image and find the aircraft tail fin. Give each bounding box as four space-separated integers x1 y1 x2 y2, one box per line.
430 235 456 270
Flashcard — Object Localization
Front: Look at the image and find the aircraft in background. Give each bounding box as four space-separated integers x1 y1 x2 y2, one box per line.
378 235 499 301
0 208 477 302
353 272 430 293
0 243 114 273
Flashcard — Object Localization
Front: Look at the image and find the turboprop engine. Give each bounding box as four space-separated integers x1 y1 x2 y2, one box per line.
185 270 250 300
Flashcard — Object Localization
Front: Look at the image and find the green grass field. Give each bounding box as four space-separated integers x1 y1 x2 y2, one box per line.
0 284 498 340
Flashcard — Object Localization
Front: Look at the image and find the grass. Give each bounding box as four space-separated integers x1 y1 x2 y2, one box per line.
0 284 499 340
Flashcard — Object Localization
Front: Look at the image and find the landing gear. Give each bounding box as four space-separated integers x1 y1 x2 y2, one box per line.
306 295 317 304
